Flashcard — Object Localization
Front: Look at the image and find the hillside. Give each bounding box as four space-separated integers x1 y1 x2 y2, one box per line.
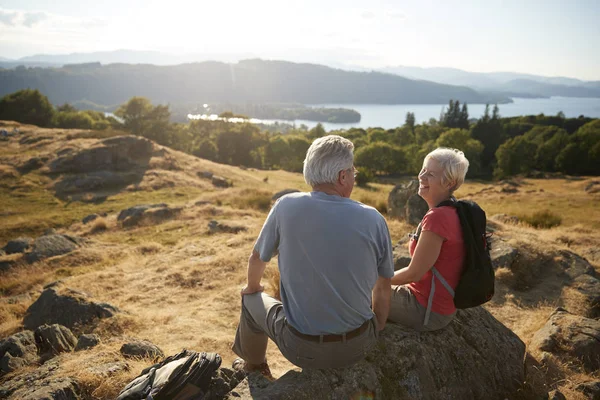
0 59 510 109
1 122 599 399
381 66 600 98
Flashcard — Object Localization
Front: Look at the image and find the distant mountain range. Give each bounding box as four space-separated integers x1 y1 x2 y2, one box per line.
379 66 600 98
0 59 510 107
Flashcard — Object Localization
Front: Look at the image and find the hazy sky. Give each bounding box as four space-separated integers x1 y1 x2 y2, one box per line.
1 0 599 80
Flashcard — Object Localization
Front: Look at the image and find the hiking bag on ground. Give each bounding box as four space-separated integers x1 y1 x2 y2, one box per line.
116 349 222 400
419 198 495 326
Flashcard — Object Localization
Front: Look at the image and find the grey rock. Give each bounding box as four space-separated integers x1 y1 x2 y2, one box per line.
23 286 118 331
0 358 81 400
198 171 214 179
558 250 596 279
0 330 37 375
212 175 232 188
25 234 80 263
118 204 182 228
49 135 153 174
547 390 567 400
490 238 518 269
208 220 247 235
575 381 600 400
562 274 600 318
53 170 130 195
82 214 99 224
75 334 100 351
117 203 167 221
0 258 19 273
34 324 77 356
530 308 600 372
272 189 300 201
120 340 164 359
388 180 428 225
3 237 32 254
227 307 525 399
392 242 411 271
585 181 600 194
87 361 128 377
18 156 48 174
406 194 429 225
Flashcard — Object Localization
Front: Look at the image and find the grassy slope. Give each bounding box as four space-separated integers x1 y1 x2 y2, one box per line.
0 122 599 399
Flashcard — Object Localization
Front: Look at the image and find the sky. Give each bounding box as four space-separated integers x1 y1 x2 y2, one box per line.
1 0 599 80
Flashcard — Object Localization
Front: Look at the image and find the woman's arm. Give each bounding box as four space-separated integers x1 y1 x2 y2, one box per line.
391 230 444 285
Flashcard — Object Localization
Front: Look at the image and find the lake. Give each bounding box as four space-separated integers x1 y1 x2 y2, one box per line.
246 97 600 131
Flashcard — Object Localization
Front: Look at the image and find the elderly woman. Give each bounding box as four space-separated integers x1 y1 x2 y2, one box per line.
388 147 469 331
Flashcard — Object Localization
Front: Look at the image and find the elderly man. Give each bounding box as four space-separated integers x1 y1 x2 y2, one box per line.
232 135 393 378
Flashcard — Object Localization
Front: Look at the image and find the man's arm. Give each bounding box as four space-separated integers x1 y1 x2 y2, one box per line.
241 249 267 296
372 276 392 331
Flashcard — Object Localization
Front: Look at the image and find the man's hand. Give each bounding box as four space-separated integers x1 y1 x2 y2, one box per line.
372 276 392 331
241 284 264 296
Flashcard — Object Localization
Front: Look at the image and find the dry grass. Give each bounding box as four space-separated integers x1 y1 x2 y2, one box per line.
1 123 599 398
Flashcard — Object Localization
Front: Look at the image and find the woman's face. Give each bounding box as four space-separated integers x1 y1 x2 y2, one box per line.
418 157 451 205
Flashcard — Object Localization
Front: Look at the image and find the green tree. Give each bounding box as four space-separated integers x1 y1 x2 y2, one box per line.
494 136 537 178
354 142 407 175
435 129 484 175
0 89 55 127
404 112 416 136
115 97 172 144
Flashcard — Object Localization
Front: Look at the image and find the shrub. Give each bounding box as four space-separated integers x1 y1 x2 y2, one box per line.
90 218 107 234
519 210 562 229
355 167 374 187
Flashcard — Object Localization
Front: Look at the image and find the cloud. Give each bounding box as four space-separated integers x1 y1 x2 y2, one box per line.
389 11 407 20
0 9 18 26
361 11 376 20
22 11 49 27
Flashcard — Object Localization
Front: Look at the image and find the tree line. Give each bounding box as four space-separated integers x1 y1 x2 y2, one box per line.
1 89 598 180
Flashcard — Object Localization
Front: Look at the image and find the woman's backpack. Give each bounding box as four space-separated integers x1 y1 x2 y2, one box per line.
418 199 495 326
116 350 222 400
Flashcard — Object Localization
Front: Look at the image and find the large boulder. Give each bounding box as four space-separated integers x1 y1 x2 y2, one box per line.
561 274 600 318
530 308 600 372
227 307 525 399
0 331 37 375
34 324 78 356
24 234 83 263
212 175 232 188
489 238 518 269
120 340 164 359
49 135 153 174
558 250 596 280
53 170 132 195
75 334 100 351
23 285 118 331
117 204 182 227
0 358 81 400
388 180 428 225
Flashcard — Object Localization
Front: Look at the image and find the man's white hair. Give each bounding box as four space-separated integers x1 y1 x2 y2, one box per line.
425 147 469 193
303 135 354 187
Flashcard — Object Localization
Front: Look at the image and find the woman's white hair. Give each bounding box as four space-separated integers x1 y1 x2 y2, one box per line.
425 147 470 193
303 135 354 187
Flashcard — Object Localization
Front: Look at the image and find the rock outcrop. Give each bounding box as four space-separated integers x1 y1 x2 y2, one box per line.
120 340 164 360
25 234 84 263
118 204 182 227
49 136 153 174
226 307 525 399
530 308 600 372
388 180 428 225
23 284 118 331
34 324 78 356
2 237 32 255
0 331 37 375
